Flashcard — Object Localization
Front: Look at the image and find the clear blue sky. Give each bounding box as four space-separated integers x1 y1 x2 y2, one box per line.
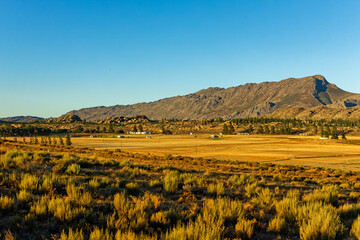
1 0 359 118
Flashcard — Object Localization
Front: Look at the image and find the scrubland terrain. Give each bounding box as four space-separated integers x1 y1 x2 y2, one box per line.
1 137 360 239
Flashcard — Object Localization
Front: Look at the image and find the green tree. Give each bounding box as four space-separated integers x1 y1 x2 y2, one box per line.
66 134 72 146
138 124 143 132
59 136 64 146
222 124 229 134
331 127 339 139
257 126 264 134
132 125 138 132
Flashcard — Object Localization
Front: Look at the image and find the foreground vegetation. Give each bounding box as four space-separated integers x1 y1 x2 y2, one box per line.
1 139 360 239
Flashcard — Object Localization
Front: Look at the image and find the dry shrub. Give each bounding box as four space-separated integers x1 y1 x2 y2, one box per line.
267 216 287 233
163 171 179 193
165 215 223 240
298 202 343 240
114 230 156 240
30 196 48 216
229 174 254 187
60 228 84 240
47 197 88 221
235 218 256 240
207 182 225 196
17 190 32 203
351 215 360 240
0 195 15 211
275 197 299 223
19 174 39 192
303 184 339 205
66 163 81 175
89 227 113 240
202 197 244 224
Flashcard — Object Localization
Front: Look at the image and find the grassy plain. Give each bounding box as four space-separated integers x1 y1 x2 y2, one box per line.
72 134 360 171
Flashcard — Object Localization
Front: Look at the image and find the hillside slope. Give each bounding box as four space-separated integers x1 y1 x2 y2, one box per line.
66 75 359 121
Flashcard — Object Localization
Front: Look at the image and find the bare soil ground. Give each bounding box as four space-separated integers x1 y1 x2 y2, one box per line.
71 134 360 171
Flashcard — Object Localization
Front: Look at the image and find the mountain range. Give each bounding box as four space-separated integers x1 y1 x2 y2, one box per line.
2 75 359 122
65 75 360 121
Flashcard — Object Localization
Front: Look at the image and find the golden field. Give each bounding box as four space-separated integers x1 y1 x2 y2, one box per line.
71 134 360 171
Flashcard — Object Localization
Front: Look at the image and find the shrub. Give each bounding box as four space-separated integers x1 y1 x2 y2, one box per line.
89 227 113 240
207 183 225 196
235 218 256 240
60 228 84 240
163 171 179 193
17 190 32 203
114 230 156 240
267 216 287 233
303 184 339 205
253 187 274 208
165 215 223 240
30 196 48 216
0 150 30 169
149 179 163 188
19 174 39 192
229 174 254 187
245 182 260 198
66 184 92 206
298 202 344 240
203 197 244 224
42 174 60 192
66 163 81 175
89 179 100 190
351 215 360 240
150 211 170 226
48 197 88 221
0 195 15 211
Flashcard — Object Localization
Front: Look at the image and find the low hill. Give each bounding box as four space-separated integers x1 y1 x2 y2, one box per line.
0 116 44 123
46 114 82 123
66 75 360 121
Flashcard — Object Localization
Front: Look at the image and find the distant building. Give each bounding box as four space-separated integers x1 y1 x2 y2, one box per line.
236 132 250 135
299 133 311 136
127 131 153 135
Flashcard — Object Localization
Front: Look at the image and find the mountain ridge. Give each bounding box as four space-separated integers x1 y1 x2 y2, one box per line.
65 75 360 121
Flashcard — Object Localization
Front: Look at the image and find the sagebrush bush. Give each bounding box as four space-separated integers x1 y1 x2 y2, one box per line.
207 182 225 196
229 174 254 187
42 174 60 192
89 227 113 240
303 184 339 205
19 174 39 192
298 202 344 240
165 215 223 240
235 218 255 240
0 195 15 211
17 190 32 203
60 228 84 240
66 163 81 175
30 196 48 216
275 197 299 222
351 215 360 240
0 149 30 169
202 197 244 224
163 171 179 193
267 216 287 233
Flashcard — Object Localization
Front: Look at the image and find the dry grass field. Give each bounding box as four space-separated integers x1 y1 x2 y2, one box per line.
71 135 360 171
